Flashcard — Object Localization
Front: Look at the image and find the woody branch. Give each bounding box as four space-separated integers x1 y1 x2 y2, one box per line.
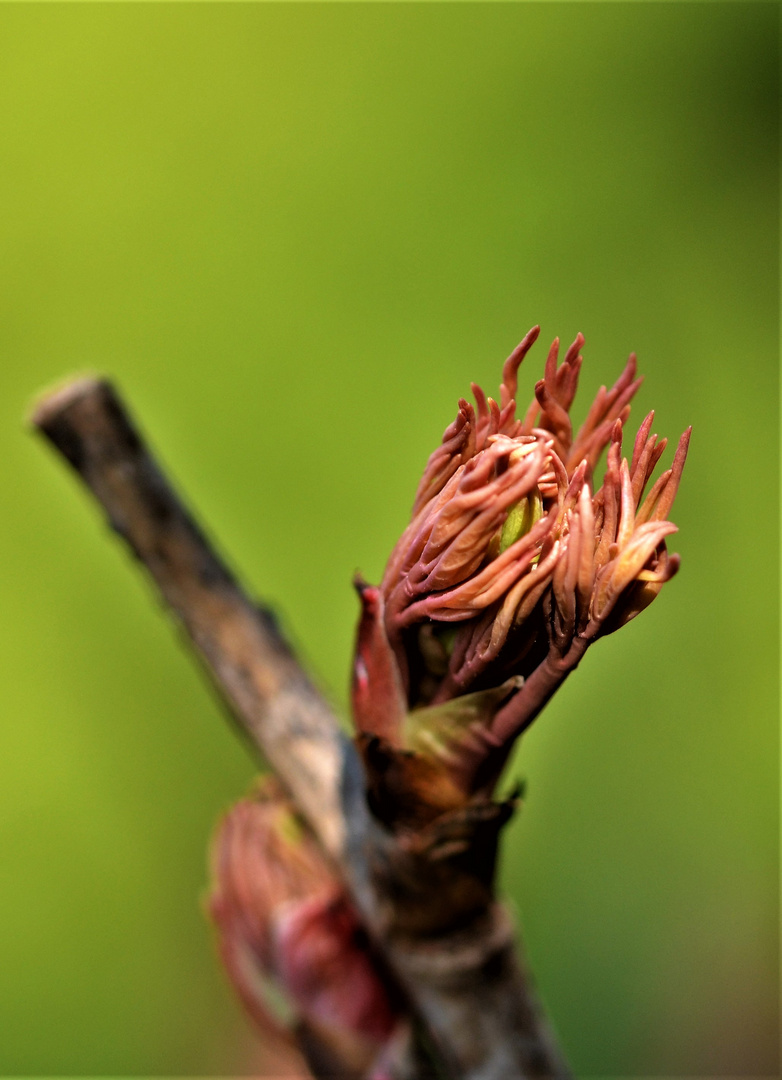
32 377 569 1080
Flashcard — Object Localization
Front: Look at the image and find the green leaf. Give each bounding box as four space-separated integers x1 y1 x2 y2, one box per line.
403 677 523 766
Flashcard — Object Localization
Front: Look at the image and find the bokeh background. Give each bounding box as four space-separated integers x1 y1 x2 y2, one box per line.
0 3 777 1076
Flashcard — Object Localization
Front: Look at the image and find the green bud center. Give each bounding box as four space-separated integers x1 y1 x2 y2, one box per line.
497 489 543 555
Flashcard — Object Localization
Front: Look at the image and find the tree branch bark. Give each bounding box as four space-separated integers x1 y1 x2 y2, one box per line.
32 377 570 1080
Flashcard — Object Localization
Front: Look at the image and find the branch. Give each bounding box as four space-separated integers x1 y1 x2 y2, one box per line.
32 377 570 1080
33 377 351 859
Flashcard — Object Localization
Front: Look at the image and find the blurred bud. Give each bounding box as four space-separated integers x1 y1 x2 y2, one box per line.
209 779 399 1073
352 328 690 816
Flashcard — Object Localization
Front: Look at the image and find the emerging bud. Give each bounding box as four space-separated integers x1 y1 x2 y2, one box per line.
353 328 690 819
209 779 399 1073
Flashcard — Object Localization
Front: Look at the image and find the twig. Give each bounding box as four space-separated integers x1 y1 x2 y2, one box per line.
32 377 570 1080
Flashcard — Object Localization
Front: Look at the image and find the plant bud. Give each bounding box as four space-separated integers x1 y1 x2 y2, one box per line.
352 328 690 817
209 779 399 1072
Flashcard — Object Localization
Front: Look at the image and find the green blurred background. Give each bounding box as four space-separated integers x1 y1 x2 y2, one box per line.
0 3 777 1075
